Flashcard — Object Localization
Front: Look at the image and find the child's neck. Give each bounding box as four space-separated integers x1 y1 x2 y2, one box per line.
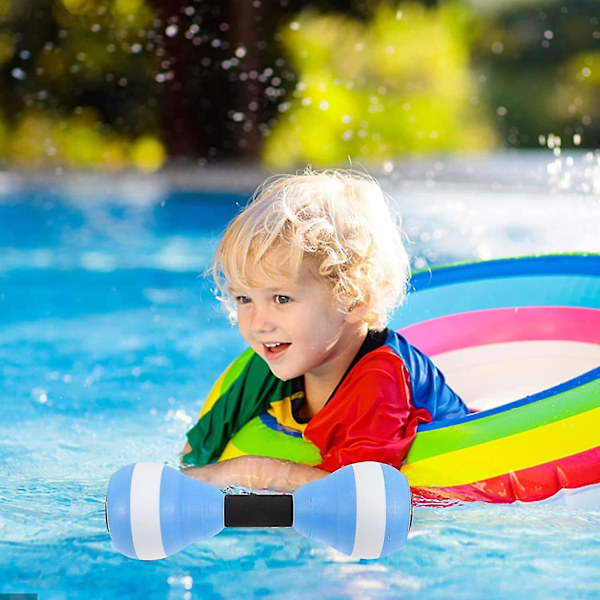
300 323 369 419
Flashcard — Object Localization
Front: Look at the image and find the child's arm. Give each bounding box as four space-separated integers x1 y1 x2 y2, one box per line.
182 456 329 492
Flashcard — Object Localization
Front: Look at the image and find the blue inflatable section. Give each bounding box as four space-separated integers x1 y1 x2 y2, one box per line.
390 254 600 329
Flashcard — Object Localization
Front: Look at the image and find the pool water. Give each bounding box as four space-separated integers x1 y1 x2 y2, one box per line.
1 153 600 599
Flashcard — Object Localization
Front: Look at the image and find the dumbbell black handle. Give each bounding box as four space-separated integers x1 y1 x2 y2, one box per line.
224 494 293 528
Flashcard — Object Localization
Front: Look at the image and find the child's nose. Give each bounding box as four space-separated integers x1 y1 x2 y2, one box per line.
250 306 276 333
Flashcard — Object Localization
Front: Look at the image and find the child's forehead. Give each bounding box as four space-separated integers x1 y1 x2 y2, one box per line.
235 252 321 290
245 262 296 288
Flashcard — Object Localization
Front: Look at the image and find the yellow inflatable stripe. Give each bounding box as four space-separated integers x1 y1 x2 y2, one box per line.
402 406 600 488
218 440 246 462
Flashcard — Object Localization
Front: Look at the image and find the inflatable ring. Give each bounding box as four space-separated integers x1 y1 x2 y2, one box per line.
391 254 600 507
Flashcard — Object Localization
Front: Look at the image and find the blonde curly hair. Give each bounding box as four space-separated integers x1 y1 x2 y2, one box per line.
212 169 410 329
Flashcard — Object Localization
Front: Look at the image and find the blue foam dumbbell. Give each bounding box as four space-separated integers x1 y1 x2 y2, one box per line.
106 461 412 560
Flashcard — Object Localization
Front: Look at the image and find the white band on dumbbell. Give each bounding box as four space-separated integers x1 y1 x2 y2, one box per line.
351 462 387 559
130 462 167 560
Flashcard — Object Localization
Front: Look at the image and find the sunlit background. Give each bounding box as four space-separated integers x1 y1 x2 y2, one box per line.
0 0 599 172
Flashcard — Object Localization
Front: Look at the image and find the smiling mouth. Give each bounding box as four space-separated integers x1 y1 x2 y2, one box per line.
263 342 291 356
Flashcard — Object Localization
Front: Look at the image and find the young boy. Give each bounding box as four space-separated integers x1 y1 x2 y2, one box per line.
182 169 468 491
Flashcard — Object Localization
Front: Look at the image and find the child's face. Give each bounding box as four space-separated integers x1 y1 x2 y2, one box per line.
231 255 361 383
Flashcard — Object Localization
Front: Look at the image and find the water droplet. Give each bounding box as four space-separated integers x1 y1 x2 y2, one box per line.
547 133 561 148
496 106 508 117
289 21 300 31
573 133 582 146
235 46 247 59
165 24 179 37
155 71 174 83
544 30 554 40
11 67 26 80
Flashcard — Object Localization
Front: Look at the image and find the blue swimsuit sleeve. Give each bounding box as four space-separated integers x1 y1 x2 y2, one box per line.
385 330 470 420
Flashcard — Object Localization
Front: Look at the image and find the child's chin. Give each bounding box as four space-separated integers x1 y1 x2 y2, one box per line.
268 367 292 382
267 363 299 382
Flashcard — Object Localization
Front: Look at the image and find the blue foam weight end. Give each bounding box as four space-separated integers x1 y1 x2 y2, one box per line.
293 461 357 556
159 465 224 556
380 463 412 557
107 463 225 560
292 462 411 559
106 463 137 559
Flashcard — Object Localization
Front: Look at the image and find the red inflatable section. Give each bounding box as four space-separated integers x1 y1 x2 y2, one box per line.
414 446 600 503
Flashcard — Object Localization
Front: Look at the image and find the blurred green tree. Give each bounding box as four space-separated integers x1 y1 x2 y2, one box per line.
0 0 165 170
473 0 600 149
0 0 598 170
263 1 496 167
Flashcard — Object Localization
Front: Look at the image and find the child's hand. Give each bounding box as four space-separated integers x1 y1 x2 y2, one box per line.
182 456 328 492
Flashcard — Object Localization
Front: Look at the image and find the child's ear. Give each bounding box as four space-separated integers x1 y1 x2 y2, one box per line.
345 300 369 324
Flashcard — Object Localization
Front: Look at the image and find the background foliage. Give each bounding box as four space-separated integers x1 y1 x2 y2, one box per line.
0 0 598 171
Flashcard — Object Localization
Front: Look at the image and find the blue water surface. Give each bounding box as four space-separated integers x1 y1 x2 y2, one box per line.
1 154 600 599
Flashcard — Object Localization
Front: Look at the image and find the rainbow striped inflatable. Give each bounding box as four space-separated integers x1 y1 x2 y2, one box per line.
390 254 600 507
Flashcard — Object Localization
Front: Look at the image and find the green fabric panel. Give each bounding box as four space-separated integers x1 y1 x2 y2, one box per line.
183 353 294 466
219 348 255 395
407 377 600 463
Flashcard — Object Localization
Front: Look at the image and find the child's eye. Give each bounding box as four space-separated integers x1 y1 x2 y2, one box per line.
235 295 251 305
274 295 291 304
